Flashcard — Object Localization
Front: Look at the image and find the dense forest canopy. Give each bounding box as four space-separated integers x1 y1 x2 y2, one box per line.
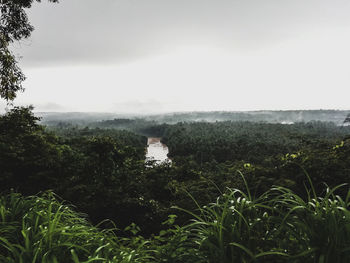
2 107 350 225
1 106 350 261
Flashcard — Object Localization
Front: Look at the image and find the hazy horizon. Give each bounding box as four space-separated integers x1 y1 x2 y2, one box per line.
5 0 350 113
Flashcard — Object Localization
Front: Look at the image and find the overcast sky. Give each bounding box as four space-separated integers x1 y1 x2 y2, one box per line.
5 0 350 113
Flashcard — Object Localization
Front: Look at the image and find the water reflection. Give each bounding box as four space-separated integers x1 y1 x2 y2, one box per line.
145 137 171 165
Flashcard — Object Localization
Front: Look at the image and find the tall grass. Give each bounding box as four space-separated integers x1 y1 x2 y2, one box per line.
178 174 350 263
0 192 155 263
273 183 350 262
0 177 349 263
178 176 288 263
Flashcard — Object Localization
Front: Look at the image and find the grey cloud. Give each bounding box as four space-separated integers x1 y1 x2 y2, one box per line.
11 0 350 67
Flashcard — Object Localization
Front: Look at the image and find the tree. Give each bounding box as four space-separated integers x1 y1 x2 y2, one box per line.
0 106 70 194
0 0 58 101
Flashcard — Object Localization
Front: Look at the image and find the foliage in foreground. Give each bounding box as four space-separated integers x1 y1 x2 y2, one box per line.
1 179 350 263
0 192 155 263
183 175 350 262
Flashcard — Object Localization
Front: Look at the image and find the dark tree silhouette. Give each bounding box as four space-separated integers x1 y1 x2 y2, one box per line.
0 0 58 101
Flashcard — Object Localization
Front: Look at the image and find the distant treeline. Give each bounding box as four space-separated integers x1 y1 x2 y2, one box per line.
40 110 350 128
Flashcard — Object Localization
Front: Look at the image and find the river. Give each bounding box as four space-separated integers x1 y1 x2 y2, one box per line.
145 137 171 165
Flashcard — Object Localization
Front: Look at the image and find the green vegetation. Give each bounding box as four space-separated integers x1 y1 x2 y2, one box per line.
1 107 350 262
0 182 349 262
180 179 350 262
2 1 349 261
0 192 156 262
162 121 349 164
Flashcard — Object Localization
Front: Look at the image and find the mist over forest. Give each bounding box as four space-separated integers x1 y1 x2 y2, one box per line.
38 109 350 126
